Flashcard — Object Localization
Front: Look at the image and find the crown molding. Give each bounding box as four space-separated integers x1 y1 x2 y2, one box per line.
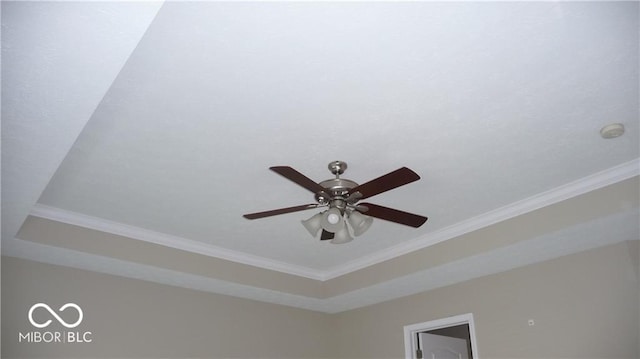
28 204 325 281
30 159 639 282
320 158 640 280
1 238 332 313
9 207 637 314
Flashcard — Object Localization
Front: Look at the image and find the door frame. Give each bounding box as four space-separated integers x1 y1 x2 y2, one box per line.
403 313 479 359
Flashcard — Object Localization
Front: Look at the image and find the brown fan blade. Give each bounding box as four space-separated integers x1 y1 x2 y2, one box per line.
359 202 427 228
243 204 319 220
270 166 327 194
320 230 335 240
348 167 420 200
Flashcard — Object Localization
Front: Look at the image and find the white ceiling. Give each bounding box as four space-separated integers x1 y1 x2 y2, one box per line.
3 1 639 310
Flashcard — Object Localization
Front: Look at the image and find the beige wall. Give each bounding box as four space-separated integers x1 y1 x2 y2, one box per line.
2 240 638 358
1 256 332 359
331 240 639 359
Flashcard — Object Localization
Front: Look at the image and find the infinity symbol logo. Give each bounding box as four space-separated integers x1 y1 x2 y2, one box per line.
28 303 83 329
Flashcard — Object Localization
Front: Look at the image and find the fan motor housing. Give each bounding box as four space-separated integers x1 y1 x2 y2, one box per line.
316 178 358 213
319 178 358 195
315 178 358 205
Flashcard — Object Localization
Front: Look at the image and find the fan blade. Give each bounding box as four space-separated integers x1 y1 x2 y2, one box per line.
359 202 427 228
348 167 420 200
243 204 319 220
320 230 335 240
270 166 327 194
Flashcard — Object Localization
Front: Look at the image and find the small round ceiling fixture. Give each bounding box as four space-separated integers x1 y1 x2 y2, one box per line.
600 123 625 139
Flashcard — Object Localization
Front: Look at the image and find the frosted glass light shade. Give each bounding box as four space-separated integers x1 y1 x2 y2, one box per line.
301 212 323 237
348 211 373 236
330 222 353 244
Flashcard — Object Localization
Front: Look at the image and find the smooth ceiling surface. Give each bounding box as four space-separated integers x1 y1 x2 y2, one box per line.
3 2 640 312
34 1 639 271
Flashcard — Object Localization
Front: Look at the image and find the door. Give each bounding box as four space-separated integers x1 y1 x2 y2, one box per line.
418 332 469 359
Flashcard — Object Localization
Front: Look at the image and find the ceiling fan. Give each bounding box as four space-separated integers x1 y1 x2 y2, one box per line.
243 161 428 244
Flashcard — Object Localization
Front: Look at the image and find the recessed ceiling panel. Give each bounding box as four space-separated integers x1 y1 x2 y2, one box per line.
38 2 639 270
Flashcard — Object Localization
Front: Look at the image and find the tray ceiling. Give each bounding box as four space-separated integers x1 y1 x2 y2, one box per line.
3 1 639 311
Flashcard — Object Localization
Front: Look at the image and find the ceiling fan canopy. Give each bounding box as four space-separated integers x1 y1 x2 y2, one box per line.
243 161 428 244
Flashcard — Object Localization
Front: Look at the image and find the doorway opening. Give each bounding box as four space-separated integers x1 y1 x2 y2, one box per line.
403 313 479 359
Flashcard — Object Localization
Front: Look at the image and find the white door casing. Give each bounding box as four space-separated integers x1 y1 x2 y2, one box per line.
404 313 479 359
